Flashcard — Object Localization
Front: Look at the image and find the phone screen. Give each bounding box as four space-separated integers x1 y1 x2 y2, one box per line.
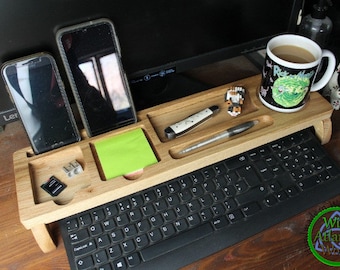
2 53 80 154
57 19 137 137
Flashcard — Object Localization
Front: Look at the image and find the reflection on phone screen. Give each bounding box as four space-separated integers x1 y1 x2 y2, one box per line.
58 19 137 137
2 54 80 154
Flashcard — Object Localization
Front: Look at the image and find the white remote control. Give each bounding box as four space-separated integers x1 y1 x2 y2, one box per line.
164 105 219 139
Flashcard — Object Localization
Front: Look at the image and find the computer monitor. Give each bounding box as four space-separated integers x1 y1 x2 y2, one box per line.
0 0 303 113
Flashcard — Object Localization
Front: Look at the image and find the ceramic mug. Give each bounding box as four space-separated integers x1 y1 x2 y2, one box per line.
259 34 336 113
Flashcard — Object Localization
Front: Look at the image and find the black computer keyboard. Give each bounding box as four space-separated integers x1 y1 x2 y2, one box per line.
59 128 340 270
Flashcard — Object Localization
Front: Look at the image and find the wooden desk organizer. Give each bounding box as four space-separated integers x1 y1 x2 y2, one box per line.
13 75 334 253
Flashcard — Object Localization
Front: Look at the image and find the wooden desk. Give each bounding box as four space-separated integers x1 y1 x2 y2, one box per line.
1 101 340 270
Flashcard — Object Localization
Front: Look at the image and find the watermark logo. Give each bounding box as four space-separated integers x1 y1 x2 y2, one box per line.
307 206 340 266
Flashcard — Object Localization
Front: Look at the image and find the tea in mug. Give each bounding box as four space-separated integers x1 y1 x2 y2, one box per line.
271 45 316 63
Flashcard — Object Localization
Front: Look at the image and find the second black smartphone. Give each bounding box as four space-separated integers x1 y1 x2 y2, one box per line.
56 18 137 137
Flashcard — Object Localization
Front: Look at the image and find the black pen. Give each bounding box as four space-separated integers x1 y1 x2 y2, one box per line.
179 120 259 154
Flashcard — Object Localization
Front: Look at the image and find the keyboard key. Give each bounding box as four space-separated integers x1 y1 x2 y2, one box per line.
69 229 89 243
178 189 192 202
268 181 281 192
148 229 163 243
226 171 239 183
121 239 135 253
211 203 225 216
264 195 278 207
76 255 94 270
135 234 149 249
214 175 228 188
191 185 204 197
108 245 122 259
97 234 111 248
79 214 91 227
104 205 118 217
89 223 103 236
242 202 261 217
130 195 143 208
213 162 227 175
162 209 176 222
178 176 192 189
154 198 168 211
150 214 164 227
202 167 215 179
102 219 115 231
224 198 237 211
202 180 216 192
128 209 142 222
161 223 176 237
187 213 201 227
115 213 129 226
212 189 225 202
126 253 141 267
276 191 288 201
66 218 78 231
113 258 126 270
168 182 181 193
123 224 137 237
73 239 96 257
187 199 201 212
225 154 248 170
248 149 261 161
223 185 236 197
212 216 229 229
110 230 124 242
137 219 151 233
143 190 157 203
167 194 180 206
94 250 108 264
142 204 156 216
155 186 169 198
175 219 189 232
118 200 131 212
199 194 213 207
234 180 248 193
92 209 105 222
190 172 204 184
321 157 340 177
286 186 299 197
200 208 214 221
227 209 244 223
175 204 189 217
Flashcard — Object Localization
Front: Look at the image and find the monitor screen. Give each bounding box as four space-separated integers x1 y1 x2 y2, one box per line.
0 0 303 111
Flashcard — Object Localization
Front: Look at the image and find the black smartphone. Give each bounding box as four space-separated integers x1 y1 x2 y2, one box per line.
1 52 80 154
56 18 137 137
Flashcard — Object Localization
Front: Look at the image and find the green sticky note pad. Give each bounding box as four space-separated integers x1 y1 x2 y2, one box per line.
93 128 158 180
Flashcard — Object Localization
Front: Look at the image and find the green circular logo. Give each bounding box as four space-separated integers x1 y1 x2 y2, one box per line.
307 206 340 266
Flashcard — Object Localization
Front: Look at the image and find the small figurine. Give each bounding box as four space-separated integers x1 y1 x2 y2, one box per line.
225 87 245 116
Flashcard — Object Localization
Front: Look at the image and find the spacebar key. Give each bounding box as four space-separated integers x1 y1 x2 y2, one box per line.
140 223 213 262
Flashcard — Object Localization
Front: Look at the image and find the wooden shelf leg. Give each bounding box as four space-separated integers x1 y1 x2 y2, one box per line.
31 224 57 253
313 118 332 145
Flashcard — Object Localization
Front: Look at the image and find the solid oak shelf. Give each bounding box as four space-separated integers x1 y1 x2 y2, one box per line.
12 75 334 253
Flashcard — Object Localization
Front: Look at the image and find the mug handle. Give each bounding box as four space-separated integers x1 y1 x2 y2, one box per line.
311 50 336 92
